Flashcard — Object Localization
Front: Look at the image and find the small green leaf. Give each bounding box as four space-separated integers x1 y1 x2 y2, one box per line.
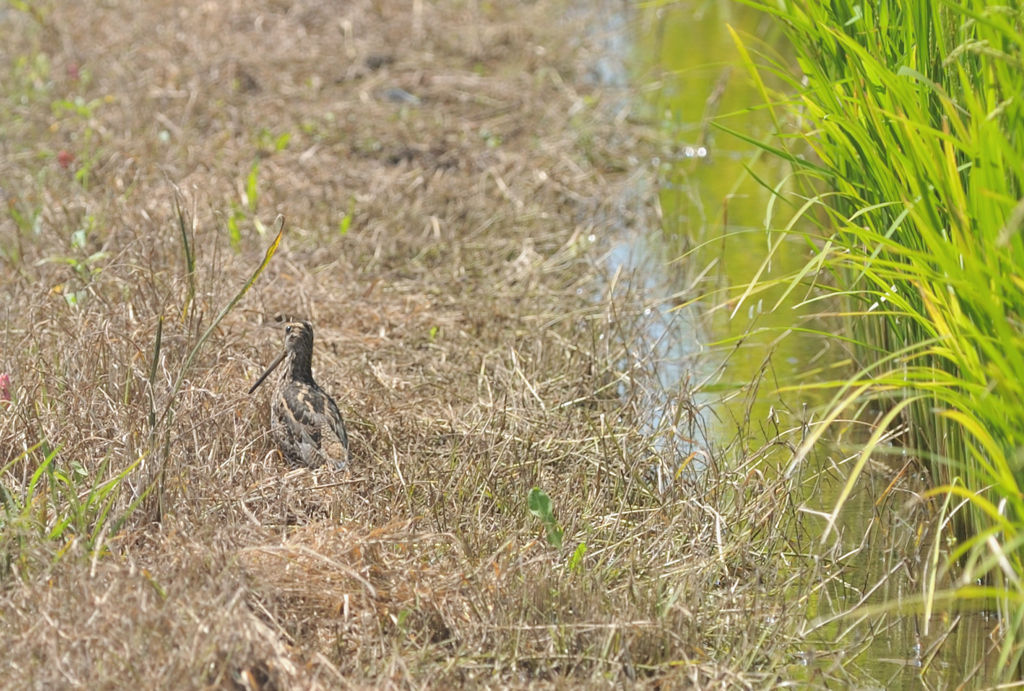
70 461 88 483
568 542 587 572
528 487 554 523
528 488 563 547
339 196 356 236
246 161 260 213
227 208 242 249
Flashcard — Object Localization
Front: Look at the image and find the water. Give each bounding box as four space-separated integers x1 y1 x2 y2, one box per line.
591 0 999 686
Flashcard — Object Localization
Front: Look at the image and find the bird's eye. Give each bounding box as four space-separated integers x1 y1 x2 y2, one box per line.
285 325 292 334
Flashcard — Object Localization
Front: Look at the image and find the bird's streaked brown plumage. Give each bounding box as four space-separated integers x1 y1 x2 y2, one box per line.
248 321 350 469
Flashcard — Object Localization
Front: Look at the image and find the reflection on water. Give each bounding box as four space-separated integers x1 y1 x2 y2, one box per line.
639 3 834 437
592 0 998 687
601 190 713 486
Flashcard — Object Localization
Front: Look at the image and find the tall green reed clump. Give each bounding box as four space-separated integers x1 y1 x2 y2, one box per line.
736 0 1024 672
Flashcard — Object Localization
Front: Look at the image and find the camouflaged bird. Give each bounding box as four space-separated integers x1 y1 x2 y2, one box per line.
248 321 350 469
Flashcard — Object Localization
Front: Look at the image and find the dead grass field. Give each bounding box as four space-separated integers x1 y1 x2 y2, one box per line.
0 1 931 689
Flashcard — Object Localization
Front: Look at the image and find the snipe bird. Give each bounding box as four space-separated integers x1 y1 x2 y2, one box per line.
248 321 350 469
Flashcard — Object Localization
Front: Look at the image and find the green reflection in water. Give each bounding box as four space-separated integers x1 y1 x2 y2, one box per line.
636 0 833 440
630 1 995 687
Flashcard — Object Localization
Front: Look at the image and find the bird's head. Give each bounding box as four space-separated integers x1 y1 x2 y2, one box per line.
248 320 317 394
283 320 314 354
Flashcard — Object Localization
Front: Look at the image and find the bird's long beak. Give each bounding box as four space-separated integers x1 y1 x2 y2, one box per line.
248 349 287 394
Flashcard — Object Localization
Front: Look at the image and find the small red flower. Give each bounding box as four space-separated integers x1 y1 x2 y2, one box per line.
57 149 74 170
67 62 80 81
0 372 10 403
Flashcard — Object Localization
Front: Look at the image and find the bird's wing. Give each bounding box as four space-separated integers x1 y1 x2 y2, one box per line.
318 395 350 469
275 387 323 468
295 421 323 468
276 383 349 470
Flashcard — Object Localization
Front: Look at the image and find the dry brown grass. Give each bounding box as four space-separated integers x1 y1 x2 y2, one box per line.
0 1 943 689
